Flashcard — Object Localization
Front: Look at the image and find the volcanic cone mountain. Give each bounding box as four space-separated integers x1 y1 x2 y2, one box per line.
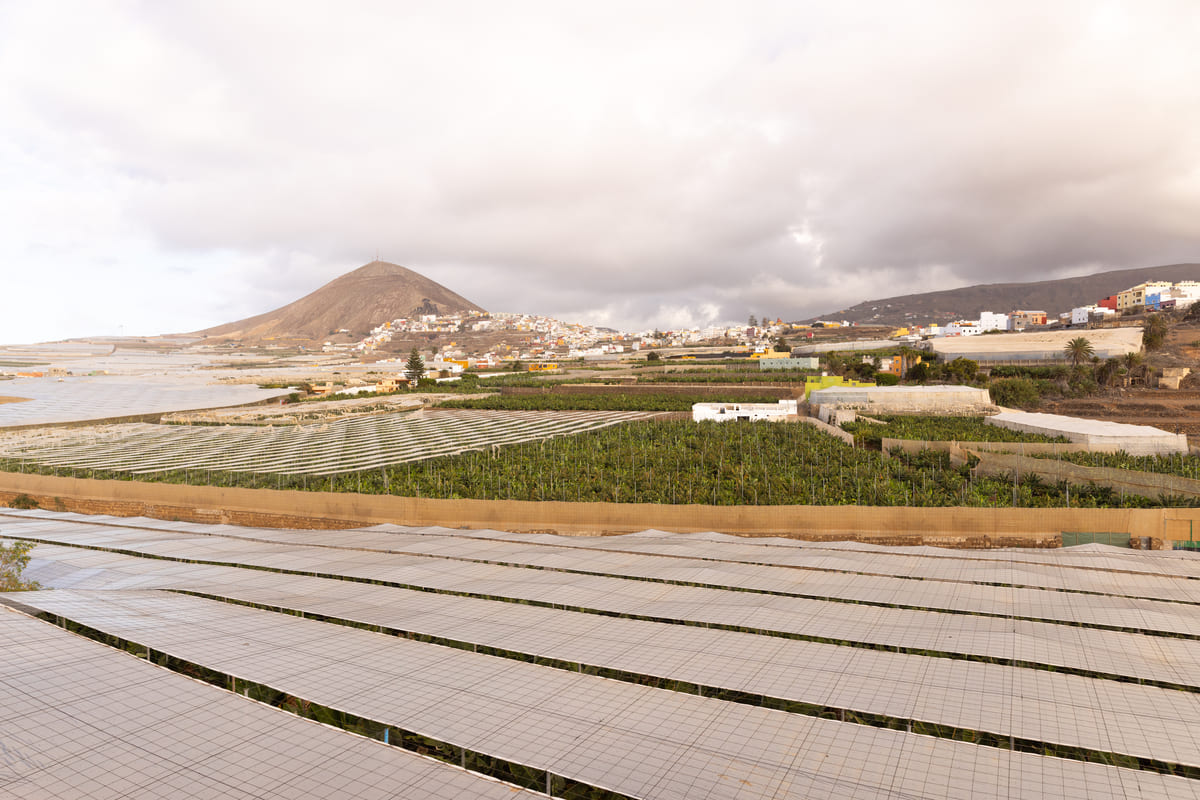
198 261 485 341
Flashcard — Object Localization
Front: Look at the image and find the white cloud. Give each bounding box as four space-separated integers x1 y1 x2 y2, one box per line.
1 1 1198 343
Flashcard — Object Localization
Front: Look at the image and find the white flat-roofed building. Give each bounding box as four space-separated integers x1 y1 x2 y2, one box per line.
692 399 798 422
946 321 981 336
977 311 1009 332
1172 281 1200 308
808 384 995 415
1071 306 1096 325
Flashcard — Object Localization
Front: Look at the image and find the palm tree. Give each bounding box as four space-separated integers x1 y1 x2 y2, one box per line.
1064 337 1094 367
1122 350 1146 387
1143 313 1169 351
1096 358 1122 388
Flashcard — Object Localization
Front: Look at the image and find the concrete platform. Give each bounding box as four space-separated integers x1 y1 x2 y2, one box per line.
927 327 1142 363
986 411 1188 455
809 385 996 416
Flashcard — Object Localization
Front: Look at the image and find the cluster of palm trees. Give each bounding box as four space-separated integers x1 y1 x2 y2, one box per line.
1066 336 1149 387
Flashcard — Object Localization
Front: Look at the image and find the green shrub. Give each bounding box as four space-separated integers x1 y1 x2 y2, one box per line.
874 373 900 386
945 358 978 383
0 540 39 591
989 378 1041 408
990 365 1068 380
8 494 38 510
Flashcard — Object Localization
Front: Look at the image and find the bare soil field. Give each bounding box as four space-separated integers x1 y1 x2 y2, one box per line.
1036 319 1198 439
1041 389 1200 438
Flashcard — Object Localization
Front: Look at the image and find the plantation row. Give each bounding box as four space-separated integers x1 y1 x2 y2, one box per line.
2 420 1187 508
841 416 1070 448
434 392 784 412
1046 450 1200 480
635 370 816 384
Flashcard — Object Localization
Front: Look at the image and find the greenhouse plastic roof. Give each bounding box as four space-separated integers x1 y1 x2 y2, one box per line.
0 375 291 428
0 409 657 474
4 509 1200 798
0 607 540 799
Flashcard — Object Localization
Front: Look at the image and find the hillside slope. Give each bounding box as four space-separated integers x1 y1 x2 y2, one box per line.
197 261 485 341
812 263 1200 326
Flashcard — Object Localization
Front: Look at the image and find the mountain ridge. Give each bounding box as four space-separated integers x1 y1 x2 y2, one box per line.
810 263 1200 326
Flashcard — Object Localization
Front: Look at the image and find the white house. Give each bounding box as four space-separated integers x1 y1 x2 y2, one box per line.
692 399 798 422
945 321 981 336
977 311 1009 332
1172 281 1200 308
1071 306 1094 325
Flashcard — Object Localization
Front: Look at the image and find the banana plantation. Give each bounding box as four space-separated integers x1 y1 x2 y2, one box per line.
1048 450 1200 480
841 415 1071 448
1 418 1183 508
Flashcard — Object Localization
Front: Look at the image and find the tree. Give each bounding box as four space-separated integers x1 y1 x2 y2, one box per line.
945 357 978 383
748 314 758 328
1064 337 1095 367
646 351 661 362
773 337 790 353
907 362 930 383
404 348 425 384
1143 313 1169 351
1096 358 1122 388
1 540 39 591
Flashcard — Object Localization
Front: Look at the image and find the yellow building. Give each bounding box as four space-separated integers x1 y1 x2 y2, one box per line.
375 376 410 392
802 375 875 399
1118 281 1173 313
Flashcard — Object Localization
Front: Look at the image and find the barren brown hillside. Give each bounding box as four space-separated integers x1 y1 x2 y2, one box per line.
813 263 1200 326
195 261 485 342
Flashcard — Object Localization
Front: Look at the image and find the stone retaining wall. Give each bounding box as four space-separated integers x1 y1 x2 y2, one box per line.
2 470 1194 547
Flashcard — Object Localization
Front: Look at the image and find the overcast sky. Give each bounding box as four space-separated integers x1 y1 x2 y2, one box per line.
2 1 1198 344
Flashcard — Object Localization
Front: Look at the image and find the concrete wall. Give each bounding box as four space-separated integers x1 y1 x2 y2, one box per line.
760 357 819 370
810 385 995 416
791 339 895 355
817 407 859 429
796 414 855 445
881 439 1130 458
2 469 1195 547
971 450 1200 502
502 384 797 398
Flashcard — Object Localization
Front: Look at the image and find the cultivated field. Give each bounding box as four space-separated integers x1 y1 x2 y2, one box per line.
0 409 661 477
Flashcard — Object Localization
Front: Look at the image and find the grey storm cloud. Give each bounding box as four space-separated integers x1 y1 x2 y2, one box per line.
1 1 1198 343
